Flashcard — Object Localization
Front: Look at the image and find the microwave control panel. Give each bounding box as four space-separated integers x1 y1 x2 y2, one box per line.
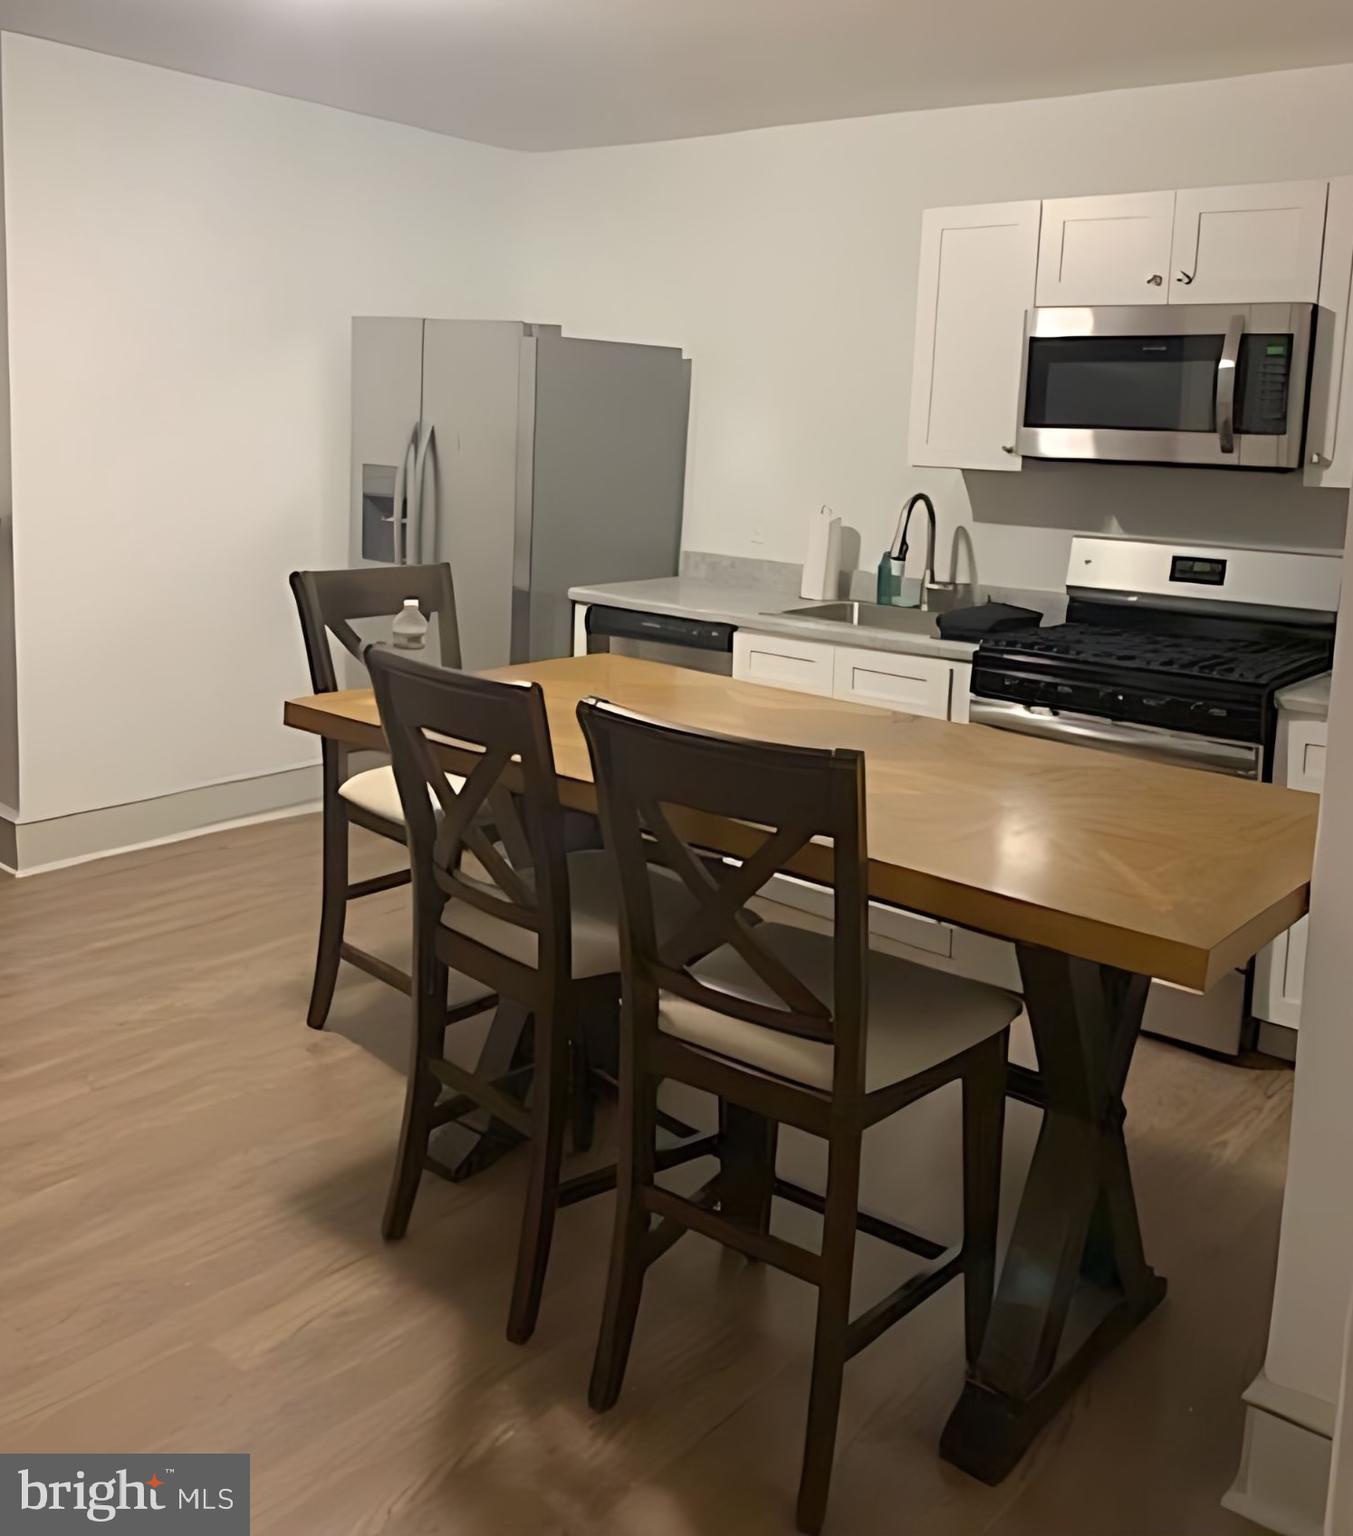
1237 334 1293 435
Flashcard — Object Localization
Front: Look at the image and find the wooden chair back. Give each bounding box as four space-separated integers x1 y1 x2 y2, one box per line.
368 645 571 1000
576 697 870 1099
290 564 460 694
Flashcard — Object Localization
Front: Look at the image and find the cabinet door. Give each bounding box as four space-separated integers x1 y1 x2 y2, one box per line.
1036 192 1175 306
1284 720 1328 794
1256 920 1309 1030
1307 177 1353 489
1255 713 1327 1028
909 201 1041 471
1169 180 1328 304
732 631 835 696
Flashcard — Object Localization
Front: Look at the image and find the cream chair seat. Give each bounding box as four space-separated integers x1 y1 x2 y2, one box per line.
658 921 1019 1093
338 764 465 825
443 849 694 979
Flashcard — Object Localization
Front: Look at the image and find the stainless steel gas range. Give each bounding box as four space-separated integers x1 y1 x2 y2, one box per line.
971 536 1340 1055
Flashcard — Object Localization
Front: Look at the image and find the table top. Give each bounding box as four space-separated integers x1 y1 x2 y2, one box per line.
284 653 1318 990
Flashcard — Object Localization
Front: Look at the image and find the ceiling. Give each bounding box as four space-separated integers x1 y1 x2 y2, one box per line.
3 0 1353 151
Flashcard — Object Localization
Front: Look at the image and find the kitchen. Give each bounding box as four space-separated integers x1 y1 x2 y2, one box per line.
3 10 1353 1536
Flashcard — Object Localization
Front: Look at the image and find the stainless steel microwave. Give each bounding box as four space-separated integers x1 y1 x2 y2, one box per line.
1016 302 1316 469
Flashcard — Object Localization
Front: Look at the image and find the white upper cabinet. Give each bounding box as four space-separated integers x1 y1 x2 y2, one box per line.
1306 177 1353 489
909 200 1040 472
1169 180 1328 304
1035 192 1176 306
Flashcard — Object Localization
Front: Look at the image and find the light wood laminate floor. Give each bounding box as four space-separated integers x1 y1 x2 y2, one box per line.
0 816 1286 1534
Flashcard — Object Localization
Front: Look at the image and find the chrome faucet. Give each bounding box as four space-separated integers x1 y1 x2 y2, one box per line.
889 492 939 609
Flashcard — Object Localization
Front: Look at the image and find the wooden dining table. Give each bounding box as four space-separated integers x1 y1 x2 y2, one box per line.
284 651 1318 1484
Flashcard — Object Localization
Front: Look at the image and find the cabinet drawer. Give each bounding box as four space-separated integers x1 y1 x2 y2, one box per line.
832 646 955 719
732 631 835 696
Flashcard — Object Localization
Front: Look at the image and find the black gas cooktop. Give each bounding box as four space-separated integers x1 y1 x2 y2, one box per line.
979 621 1331 687
972 605 1333 748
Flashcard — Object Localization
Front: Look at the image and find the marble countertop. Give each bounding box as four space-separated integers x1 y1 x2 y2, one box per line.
569 576 993 661
1277 672 1332 718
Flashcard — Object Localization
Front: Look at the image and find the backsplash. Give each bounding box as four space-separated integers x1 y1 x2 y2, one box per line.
684 463 1350 600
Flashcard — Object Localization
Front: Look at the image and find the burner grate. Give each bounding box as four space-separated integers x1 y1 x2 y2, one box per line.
981 623 1330 687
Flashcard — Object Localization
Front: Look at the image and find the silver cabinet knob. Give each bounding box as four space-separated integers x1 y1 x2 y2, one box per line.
1002 443 1016 455
1176 270 1195 285
1147 273 1164 286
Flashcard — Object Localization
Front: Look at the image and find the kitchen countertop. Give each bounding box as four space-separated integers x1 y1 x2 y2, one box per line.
569 576 987 661
1277 672 1332 719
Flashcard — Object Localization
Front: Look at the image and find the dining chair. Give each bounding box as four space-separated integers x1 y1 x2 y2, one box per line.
366 645 709 1343
289 564 478 1030
576 697 1020 1535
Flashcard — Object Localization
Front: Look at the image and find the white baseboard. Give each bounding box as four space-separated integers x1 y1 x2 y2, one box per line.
1224 1371 1335 1536
0 765 321 876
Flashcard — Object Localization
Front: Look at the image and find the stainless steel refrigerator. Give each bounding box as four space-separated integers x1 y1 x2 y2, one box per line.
350 319 691 670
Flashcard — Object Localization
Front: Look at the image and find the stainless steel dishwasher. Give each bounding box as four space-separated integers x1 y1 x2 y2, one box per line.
584 605 735 675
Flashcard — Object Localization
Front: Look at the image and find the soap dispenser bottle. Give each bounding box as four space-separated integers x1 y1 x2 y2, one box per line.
876 548 904 606
877 492 936 608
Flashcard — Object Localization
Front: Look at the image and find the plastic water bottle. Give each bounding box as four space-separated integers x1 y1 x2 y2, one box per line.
391 598 428 651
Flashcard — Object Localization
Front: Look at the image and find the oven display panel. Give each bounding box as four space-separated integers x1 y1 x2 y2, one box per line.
1169 555 1227 587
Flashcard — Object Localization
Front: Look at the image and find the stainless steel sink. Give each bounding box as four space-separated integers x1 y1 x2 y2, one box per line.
776 601 923 631
774 594 966 632
777 581 974 629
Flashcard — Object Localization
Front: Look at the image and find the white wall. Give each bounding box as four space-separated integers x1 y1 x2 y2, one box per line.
0 75 14 821
8 43 1353 831
517 64 1353 591
2 35 524 824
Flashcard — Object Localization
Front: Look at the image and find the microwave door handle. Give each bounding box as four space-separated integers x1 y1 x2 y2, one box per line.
1216 315 1243 455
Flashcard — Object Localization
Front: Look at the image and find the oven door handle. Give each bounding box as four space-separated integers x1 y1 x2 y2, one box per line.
969 697 1261 776
1216 314 1244 455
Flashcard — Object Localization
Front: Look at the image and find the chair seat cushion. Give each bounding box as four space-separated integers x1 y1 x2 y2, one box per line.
658 922 1019 1093
338 765 465 826
442 849 693 980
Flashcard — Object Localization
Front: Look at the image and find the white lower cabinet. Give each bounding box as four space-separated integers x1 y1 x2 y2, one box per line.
732 629 969 721
1255 711 1327 1031
736 629 981 977
1258 918 1309 1032
757 874 1022 989
731 630 835 696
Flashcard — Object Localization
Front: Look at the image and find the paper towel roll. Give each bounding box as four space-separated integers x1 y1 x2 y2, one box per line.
800 504 842 601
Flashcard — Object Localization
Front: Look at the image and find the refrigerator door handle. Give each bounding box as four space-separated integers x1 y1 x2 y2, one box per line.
386 427 417 564
413 423 439 564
